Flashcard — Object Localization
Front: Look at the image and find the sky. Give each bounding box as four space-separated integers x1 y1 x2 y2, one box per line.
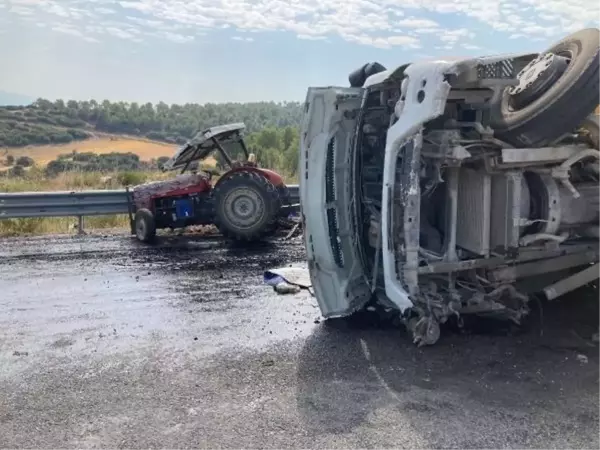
0 0 598 105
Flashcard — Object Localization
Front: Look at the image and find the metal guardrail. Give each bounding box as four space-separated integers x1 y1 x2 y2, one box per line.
0 185 299 220
0 190 131 219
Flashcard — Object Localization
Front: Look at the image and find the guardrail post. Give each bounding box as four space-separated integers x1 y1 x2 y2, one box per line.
125 186 136 235
77 215 85 235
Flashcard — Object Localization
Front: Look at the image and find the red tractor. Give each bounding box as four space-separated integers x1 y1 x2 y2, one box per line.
128 123 292 243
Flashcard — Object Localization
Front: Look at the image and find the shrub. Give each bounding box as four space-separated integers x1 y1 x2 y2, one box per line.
49 132 73 144
5 154 14 166
67 128 90 140
16 156 34 167
72 152 98 163
46 159 77 176
35 115 58 126
117 171 147 186
156 156 170 170
9 165 25 177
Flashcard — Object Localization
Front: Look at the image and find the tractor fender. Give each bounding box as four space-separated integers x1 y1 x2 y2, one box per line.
216 167 285 188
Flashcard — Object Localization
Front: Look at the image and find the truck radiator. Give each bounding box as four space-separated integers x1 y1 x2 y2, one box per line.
456 168 492 256
489 172 530 254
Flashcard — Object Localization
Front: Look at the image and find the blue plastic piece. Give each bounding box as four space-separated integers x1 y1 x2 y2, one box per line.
175 199 193 219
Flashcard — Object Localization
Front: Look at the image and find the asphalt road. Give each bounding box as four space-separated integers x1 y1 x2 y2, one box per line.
0 233 598 449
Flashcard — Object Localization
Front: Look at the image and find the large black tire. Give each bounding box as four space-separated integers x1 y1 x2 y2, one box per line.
489 28 600 148
348 62 387 87
134 208 156 243
213 171 282 240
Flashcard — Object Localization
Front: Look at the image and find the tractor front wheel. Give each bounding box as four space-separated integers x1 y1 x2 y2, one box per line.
213 171 281 240
134 208 156 243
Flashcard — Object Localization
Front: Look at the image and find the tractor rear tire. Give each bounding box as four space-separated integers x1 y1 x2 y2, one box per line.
213 171 281 241
134 208 156 243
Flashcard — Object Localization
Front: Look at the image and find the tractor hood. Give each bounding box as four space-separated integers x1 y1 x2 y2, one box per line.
162 122 246 171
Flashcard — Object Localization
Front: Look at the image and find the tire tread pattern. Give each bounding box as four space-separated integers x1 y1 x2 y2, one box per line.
213 171 282 241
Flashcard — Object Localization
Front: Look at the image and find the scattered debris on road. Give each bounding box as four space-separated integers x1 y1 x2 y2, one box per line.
264 263 311 295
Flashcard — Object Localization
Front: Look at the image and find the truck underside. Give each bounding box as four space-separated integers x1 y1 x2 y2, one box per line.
301 28 600 346
357 89 599 346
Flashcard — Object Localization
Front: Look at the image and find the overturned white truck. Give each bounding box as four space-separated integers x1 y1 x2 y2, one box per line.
299 28 600 346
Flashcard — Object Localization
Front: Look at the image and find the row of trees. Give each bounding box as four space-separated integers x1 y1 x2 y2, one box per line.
0 114 90 147
0 98 303 146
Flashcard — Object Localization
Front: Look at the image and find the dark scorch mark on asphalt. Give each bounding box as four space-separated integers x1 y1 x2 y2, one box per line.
0 233 597 449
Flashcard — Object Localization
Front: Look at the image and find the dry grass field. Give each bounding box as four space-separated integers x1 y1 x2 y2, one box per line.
1 136 218 167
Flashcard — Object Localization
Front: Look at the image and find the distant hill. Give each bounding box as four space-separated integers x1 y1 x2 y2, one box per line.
0 98 303 149
0 91 35 107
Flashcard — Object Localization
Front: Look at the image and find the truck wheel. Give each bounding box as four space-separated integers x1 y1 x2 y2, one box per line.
213 171 281 240
489 28 599 147
348 62 387 87
134 208 156 243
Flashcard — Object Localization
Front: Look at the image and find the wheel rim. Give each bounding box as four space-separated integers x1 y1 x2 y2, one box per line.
507 52 570 111
223 187 266 229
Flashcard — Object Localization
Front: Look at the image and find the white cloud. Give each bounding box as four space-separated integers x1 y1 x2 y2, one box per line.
125 16 167 28
3 0 599 49
232 36 254 42
162 31 195 43
538 13 557 21
297 34 327 40
413 27 440 34
10 6 34 15
45 3 72 18
50 24 78 35
105 26 142 41
95 7 116 14
51 23 98 42
439 28 475 43
344 33 421 49
396 18 440 28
